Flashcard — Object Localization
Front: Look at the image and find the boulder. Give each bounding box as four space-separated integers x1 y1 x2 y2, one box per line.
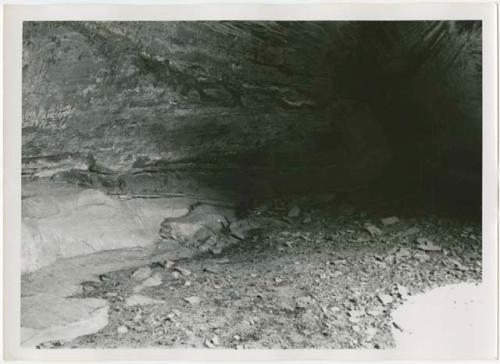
159 204 235 250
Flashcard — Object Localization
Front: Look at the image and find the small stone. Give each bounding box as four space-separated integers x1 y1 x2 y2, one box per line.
117 325 128 334
125 294 164 307
348 309 365 318
296 296 314 308
184 280 191 286
132 267 152 281
332 270 344 278
367 307 384 317
377 293 393 305
174 266 191 276
141 273 162 287
99 273 112 282
37 341 61 349
233 334 241 341
148 260 165 269
381 216 399 226
414 252 430 263
365 327 378 341
184 296 201 305
105 292 118 298
403 227 420 236
351 287 362 297
302 216 312 224
387 247 399 255
204 266 220 274
81 282 97 294
204 339 215 348
449 259 469 271
133 311 142 323
396 248 411 259
274 277 283 283
384 255 395 265
164 260 176 269
396 284 409 300
211 336 220 346
392 321 404 332
288 206 301 218
364 224 382 237
416 238 441 252
349 316 361 324
211 247 222 255
215 258 231 264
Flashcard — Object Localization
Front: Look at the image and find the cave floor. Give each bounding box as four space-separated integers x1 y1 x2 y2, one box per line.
42 208 482 350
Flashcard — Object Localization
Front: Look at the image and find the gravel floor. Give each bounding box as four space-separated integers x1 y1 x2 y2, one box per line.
48 207 481 349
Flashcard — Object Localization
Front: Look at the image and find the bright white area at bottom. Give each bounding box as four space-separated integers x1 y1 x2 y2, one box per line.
392 282 497 359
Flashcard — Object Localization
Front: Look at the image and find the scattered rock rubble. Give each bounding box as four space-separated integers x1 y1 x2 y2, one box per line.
45 200 481 350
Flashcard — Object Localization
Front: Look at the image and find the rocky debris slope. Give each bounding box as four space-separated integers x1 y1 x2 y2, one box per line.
20 182 251 348
32 202 481 349
21 241 196 348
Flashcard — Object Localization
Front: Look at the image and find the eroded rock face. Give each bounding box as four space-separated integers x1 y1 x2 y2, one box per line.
22 21 482 208
22 21 333 200
22 182 192 272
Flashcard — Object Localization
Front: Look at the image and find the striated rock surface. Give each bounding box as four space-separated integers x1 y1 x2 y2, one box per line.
22 21 334 200
22 21 482 208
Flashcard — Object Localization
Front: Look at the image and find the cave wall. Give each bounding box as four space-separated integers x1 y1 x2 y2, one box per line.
22 21 482 212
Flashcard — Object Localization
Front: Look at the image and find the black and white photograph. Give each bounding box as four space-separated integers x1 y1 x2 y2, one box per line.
2 2 498 361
